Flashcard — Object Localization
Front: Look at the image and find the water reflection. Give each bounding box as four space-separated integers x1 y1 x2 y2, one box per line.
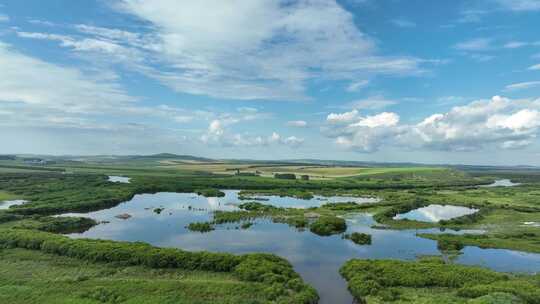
0 199 27 210
394 204 479 222
481 179 521 187
64 192 540 304
107 176 131 183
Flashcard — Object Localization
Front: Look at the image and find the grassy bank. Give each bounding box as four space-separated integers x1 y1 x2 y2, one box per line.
340 257 540 303
0 228 318 304
0 248 278 304
419 231 540 254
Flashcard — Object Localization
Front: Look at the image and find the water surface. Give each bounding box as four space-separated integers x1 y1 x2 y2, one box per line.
481 179 521 187
64 192 540 304
108 176 131 183
394 204 479 222
0 200 27 210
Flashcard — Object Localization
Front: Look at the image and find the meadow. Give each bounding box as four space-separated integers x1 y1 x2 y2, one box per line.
0 155 539 303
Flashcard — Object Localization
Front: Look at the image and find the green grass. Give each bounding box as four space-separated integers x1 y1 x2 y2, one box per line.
419 231 540 254
0 229 318 303
0 191 18 201
340 257 540 304
0 248 272 304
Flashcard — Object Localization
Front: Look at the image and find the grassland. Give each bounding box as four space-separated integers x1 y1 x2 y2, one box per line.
340 257 540 304
0 248 284 304
1 155 540 303
0 191 18 201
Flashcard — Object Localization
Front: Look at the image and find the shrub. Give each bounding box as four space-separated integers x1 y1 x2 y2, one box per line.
274 173 296 180
187 222 214 232
343 232 372 245
309 216 347 236
0 229 319 304
241 222 253 229
196 188 225 197
437 238 464 252
339 258 530 303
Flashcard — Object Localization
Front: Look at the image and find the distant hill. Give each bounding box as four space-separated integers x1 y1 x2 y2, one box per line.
127 153 214 162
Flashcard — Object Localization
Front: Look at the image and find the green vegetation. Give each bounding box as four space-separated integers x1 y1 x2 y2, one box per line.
1 156 540 303
0 229 318 303
343 232 372 245
187 222 215 233
340 257 540 303
241 222 253 229
0 247 302 304
196 188 225 197
309 216 347 236
420 232 540 254
0 191 18 201
274 173 297 180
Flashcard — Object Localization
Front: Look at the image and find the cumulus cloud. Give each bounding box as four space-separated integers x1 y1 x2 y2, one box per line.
327 109 359 124
201 120 303 148
324 96 540 152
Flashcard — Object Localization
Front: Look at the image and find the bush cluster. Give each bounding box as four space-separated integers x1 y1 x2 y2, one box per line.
309 216 347 236
274 173 296 180
187 222 214 232
339 258 540 303
343 232 372 245
0 228 319 304
195 188 225 197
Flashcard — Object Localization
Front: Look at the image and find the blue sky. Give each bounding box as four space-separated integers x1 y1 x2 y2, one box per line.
1 0 540 165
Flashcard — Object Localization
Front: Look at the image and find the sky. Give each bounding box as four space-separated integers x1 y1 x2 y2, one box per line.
0 0 540 165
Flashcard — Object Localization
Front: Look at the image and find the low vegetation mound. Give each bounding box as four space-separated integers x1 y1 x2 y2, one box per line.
196 188 225 197
0 228 318 304
309 216 347 236
340 258 540 303
343 232 372 245
274 173 296 180
187 222 214 232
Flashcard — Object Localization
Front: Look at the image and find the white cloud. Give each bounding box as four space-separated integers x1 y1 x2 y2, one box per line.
457 9 488 23
327 109 359 124
287 120 308 128
323 96 540 152
469 54 496 62
528 63 540 70
348 95 397 110
504 81 540 91
504 41 528 49
350 112 399 128
346 80 369 92
0 41 134 114
494 0 540 11
22 0 428 102
454 38 492 51
391 19 416 28
0 14 8 22
201 120 303 148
